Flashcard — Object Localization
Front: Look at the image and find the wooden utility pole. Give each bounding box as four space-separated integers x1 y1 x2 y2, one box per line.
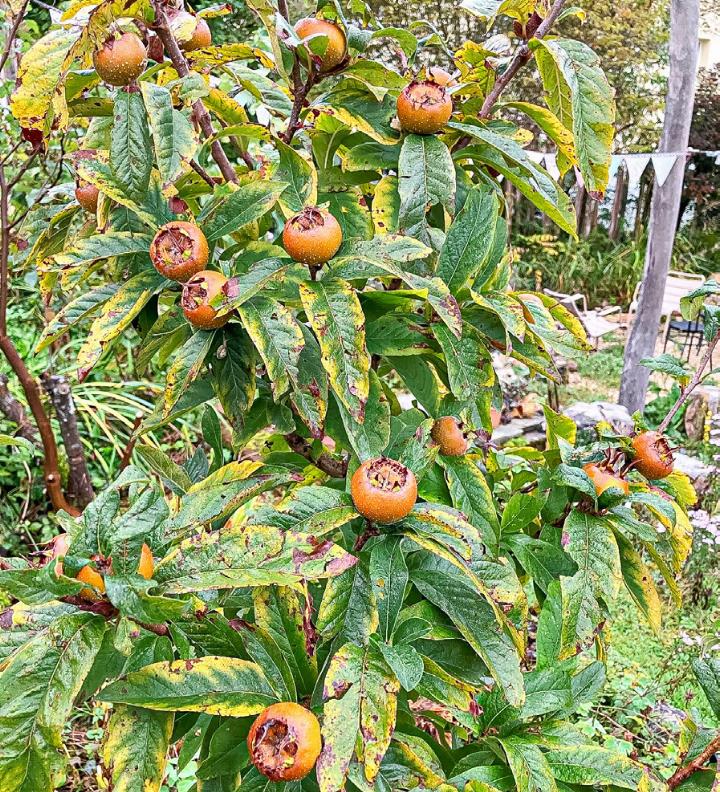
619 0 700 413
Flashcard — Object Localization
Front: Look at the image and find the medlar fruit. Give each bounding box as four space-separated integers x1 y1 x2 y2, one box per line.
93 32 147 87
397 80 453 135
351 457 418 524
248 702 322 782
583 463 629 497
632 431 674 480
181 270 231 329
150 221 209 282
294 17 347 73
282 207 343 267
431 417 468 456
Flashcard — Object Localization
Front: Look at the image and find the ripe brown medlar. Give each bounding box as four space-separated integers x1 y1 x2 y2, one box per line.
632 431 674 480
150 221 209 282
93 32 147 86
294 17 347 73
427 66 456 87
431 417 469 456
181 270 231 329
282 207 343 268
397 80 453 135
247 702 322 782
351 457 418 524
75 182 99 213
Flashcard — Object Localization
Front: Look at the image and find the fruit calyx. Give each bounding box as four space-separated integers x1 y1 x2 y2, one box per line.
631 430 674 480
150 221 209 282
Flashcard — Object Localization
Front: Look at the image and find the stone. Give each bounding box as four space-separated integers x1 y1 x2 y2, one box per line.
563 401 634 434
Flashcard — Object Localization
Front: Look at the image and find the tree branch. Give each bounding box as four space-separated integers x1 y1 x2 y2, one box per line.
667 732 720 789
152 1 238 184
0 374 40 446
40 372 94 507
658 329 720 434
478 0 567 119
285 431 348 478
0 0 30 75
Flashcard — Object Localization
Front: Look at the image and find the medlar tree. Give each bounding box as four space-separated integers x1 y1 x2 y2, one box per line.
1 0 718 790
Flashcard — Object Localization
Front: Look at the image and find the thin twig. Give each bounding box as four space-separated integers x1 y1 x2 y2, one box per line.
0 374 40 446
152 1 238 184
0 0 30 74
285 431 348 478
667 732 720 789
658 330 720 434
119 412 143 471
478 0 567 119
189 158 216 187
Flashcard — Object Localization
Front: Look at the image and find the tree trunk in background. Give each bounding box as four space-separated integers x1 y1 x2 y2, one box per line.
608 164 627 241
619 0 700 413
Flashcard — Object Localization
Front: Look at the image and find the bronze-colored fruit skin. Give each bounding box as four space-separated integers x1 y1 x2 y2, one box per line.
182 270 230 329
632 431 674 479
282 208 343 266
180 16 212 51
75 182 99 213
294 18 347 72
247 702 322 782
93 32 147 87
431 417 468 456
150 221 209 282
77 565 106 601
397 80 453 135
583 463 630 497
350 457 418 524
138 543 154 579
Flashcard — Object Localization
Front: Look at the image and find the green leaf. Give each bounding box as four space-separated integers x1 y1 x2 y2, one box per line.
370 535 408 641
254 587 317 697
440 455 500 551
500 736 558 792
155 523 357 592
210 327 256 431
111 90 152 201
503 101 577 175
377 642 424 692
164 463 293 533
433 323 493 399
531 38 615 195
300 279 370 422
563 510 621 598
544 746 646 788
52 231 152 271
692 657 720 720
164 330 215 416
223 257 292 310
274 140 317 216
614 530 661 632
77 270 166 381
451 122 577 237
101 705 173 792
317 643 399 789
337 369 390 460
318 83 400 145
99 656 277 715
640 353 691 386
204 181 287 240
36 283 120 353
398 134 455 244
316 562 378 645
437 186 500 291
136 445 193 495
522 667 573 718
372 174 401 234
0 612 105 792
239 296 304 398
409 554 524 707
320 189 374 241
140 83 197 186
